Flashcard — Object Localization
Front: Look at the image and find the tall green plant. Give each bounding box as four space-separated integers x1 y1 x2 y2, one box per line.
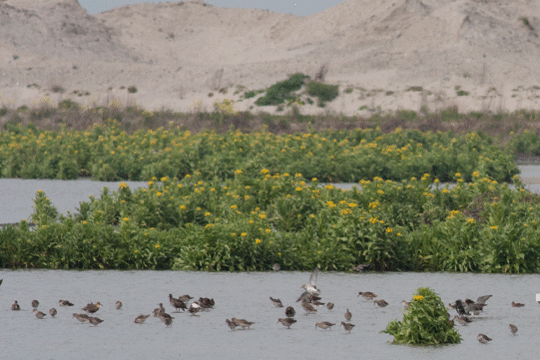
383 287 461 345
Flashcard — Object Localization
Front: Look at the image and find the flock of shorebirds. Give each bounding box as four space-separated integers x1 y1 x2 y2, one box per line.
0 272 528 343
2 277 215 327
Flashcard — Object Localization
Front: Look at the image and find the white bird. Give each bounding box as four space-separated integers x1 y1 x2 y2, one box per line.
297 266 320 301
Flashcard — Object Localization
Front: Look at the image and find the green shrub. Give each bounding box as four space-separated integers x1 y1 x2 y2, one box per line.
383 287 461 345
51 85 65 93
58 99 79 109
127 86 138 94
255 73 309 106
306 81 339 107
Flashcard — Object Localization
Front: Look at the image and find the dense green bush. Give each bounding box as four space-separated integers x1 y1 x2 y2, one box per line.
306 81 339 107
2 170 540 272
0 123 519 182
383 287 461 345
255 73 309 106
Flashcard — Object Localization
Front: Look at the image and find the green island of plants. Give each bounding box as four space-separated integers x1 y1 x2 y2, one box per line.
0 123 518 182
1 168 540 272
383 287 461 345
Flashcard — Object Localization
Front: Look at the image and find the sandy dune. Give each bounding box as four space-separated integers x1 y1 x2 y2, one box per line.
1 0 540 116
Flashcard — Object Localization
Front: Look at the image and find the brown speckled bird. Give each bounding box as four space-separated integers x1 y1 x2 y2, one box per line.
340 321 355 334
278 318 297 329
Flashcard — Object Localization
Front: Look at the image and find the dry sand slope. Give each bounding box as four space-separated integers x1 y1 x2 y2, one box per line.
1 0 540 116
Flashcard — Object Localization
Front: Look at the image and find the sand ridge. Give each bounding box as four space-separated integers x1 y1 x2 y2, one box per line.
1 0 540 115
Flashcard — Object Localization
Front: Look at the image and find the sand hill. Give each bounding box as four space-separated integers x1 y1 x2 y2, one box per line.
1 0 540 115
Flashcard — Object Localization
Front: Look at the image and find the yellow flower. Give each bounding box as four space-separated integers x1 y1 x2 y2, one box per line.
241 232 247 237
261 168 269 174
413 295 424 301
491 226 497 230
155 244 160 248
386 227 393 233
255 239 261 244
205 212 211 216
259 214 266 219
235 169 243 174
180 205 186 210
123 217 129 221
230 205 238 210
278 252 281 256
82 221 87 225
467 218 474 224
156 192 162 197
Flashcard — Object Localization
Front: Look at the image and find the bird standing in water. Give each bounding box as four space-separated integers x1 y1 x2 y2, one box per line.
509 324 518 335
270 297 284 307
134 315 150 324
340 322 355 334
285 306 295 318
278 318 297 329
477 333 492 344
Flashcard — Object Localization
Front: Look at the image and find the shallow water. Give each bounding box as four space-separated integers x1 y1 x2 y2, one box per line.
0 270 538 359
1 168 540 358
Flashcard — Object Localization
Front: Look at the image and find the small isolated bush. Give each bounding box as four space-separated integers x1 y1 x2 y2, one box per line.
406 86 423 92
255 73 310 106
383 287 461 345
306 81 339 107
127 86 138 94
456 90 469 96
521 17 534 31
344 88 353 94
51 85 65 93
58 99 79 110
0 107 7 117
244 90 258 99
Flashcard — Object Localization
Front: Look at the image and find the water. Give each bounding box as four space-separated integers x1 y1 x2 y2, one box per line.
0 178 148 225
0 270 537 359
1 167 540 358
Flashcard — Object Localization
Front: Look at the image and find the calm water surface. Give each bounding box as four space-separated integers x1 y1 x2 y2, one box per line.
0 270 538 359
2 168 540 358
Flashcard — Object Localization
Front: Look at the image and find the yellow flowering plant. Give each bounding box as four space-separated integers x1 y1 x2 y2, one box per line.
383 287 461 345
